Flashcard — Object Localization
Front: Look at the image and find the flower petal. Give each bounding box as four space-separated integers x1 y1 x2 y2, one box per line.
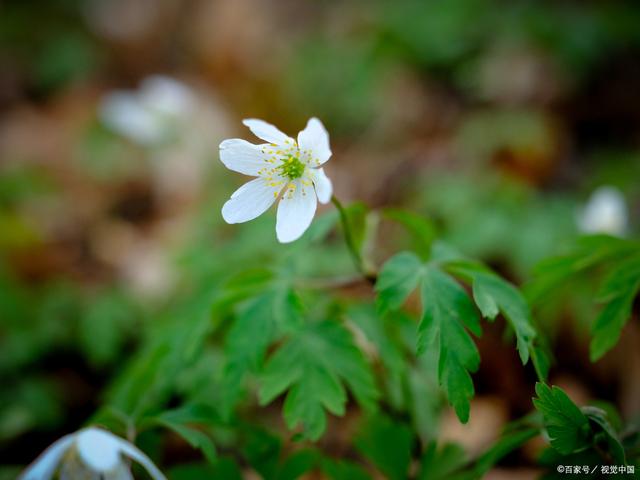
76 428 123 473
276 179 317 243
297 117 332 165
220 139 271 176
19 433 76 480
243 119 293 145
139 76 195 118
222 177 284 224
100 92 163 146
107 432 167 480
309 168 332 204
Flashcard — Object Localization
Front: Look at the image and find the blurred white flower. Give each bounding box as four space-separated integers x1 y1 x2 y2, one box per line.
20 427 165 480
578 186 628 236
220 118 333 243
100 76 196 146
99 75 231 203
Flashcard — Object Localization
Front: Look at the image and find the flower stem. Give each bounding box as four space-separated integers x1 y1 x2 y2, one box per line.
331 195 376 284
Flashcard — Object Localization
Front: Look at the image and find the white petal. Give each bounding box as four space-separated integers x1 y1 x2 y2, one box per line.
76 428 122 473
139 76 195 118
113 466 135 480
276 179 317 243
220 139 271 176
297 117 332 165
309 168 332 204
222 177 284 224
110 433 166 480
19 433 76 480
579 186 628 236
100 92 163 145
243 119 293 145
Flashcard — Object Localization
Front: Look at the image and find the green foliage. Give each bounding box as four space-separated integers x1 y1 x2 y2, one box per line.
259 320 378 440
149 404 219 463
376 247 540 422
533 383 627 465
418 442 467 480
417 423 538 480
529 236 640 361
591 253 640 360
4 0 640 476
221 285 302 416
376 251 423 313
447 260 537 364
533 383 592 455
355 414 413 480
419 265 481 423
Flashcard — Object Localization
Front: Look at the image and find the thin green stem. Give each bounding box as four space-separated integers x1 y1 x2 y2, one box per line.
331 195 376 284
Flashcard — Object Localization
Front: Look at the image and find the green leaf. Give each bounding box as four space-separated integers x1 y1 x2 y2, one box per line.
355 414 413 480
590 256 640 361
221 286 302 416
534 384 628 465
382 208 436 258
472 427 538 475
79 289 134 367
596 253 640 302
276 449 320 480
321 459 372 480
448 261 537 364
375 252 423 313
259 321 378 440
418 442 467 480
527 235 636 305
168 458 243 480
532 383 591 455
582 407 627 465
530 341 552 382
420 266 481 423
347 304 407 383
243 428 281 480
590 285 639 361
152 404 218 463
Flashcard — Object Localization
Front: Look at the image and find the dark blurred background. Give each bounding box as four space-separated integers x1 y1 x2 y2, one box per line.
1 0 640 478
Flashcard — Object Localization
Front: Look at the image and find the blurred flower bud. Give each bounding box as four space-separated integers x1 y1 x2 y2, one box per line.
578 186 628 236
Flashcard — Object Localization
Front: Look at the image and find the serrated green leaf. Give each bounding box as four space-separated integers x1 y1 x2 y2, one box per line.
259 321 378 440
221 286 302 416
447 261 536 364
375 251 423 313
421 266 481 422
533 383 591 455
355 414 413 480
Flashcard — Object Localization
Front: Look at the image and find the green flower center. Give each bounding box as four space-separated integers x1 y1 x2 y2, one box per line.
277 154 305 180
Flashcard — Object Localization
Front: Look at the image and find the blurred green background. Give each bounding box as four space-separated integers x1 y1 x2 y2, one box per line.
1 0 639 478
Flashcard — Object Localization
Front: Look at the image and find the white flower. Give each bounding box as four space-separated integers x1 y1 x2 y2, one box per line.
220 118 334 243
19 427 166 480
100 76 196 146
578 186 628 236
